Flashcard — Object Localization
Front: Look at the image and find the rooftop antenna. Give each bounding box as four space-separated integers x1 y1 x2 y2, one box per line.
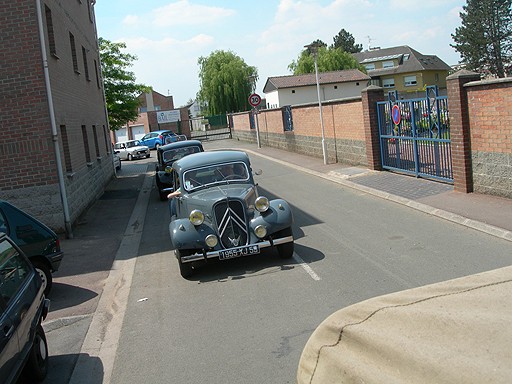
365 35 376 50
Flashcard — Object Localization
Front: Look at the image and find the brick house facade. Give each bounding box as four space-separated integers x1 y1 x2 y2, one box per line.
0 0 111 235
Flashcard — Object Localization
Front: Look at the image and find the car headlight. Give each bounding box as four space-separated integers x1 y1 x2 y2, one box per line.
205 234 218 248
189 210 204 225
254 225 267 238
255 196 270 212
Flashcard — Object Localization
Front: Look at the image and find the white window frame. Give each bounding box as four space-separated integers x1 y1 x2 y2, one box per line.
382 78 395 88
404 75 417 87
382 60 394 68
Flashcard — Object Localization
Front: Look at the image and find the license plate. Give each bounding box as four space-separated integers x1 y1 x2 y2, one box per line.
219 245 260 260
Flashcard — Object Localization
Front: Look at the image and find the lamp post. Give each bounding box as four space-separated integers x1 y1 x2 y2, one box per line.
304 43 327 165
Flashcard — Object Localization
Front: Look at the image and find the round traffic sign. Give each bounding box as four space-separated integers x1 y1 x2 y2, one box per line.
249 93 261 107
391 104 401 125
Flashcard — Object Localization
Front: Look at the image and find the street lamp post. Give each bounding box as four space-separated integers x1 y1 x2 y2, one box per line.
305 43 328 165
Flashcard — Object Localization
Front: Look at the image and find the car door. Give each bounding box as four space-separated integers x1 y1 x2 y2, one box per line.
0 237 37 384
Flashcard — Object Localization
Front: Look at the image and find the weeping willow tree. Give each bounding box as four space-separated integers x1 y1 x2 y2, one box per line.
197 50 258 114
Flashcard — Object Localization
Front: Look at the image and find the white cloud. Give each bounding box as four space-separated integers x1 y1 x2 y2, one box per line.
122 14 140 26
151 0 236 28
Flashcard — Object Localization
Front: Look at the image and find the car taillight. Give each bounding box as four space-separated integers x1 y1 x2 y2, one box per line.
55 238 61 251
158 135 163 139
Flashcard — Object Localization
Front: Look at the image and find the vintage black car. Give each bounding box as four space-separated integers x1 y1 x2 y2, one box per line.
168 150 294 278
155 140 204 201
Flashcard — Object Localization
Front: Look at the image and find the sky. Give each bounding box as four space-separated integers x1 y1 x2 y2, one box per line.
94 0 466 108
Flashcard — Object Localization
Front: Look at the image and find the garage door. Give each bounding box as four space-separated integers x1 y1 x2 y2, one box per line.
115 127 128 142
131 125 146 140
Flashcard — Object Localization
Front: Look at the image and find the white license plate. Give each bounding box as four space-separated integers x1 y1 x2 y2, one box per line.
218 245 260 260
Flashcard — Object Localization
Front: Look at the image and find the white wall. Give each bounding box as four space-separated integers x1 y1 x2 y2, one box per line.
266 82 366 108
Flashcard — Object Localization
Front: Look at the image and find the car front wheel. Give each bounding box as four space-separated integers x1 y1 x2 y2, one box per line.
176 250 193 278
23 324 48 382
275 228 294 259
33 261 52 295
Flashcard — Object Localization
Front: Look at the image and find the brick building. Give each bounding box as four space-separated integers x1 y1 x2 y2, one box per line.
111 90 191 143
0 0 111 236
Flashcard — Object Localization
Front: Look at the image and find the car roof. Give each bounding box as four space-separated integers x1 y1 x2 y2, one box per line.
158 139 203 153
174 150 249 173
153 130 174 134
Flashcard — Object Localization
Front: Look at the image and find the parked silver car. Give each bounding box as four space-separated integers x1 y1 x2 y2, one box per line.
168 150 294 278
114 140 150 161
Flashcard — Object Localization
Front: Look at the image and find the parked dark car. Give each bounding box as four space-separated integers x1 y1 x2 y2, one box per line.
168 150 294 278
0 200 63 295
0 232 50 383
155 140 204 201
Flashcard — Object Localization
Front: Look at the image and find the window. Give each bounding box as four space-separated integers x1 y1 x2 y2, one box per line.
92 125 100 158
0 239 31 307
82 125 91 163
82 47 90 81
69 33 79 73
103 125 110 154
382 61 394 68
44 5 57 57
403 54 410 61
291 90 295 94
60 125 72 172
404 75 417 87
382 78 395 88
365 63 375 71
334 85 338 89
94 60 100 88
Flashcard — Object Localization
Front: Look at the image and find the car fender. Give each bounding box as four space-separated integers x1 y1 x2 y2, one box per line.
156 171 173 187
250 198 293 235
169 219 216 250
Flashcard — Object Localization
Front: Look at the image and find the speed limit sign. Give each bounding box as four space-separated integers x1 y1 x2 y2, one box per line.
248 93 261 107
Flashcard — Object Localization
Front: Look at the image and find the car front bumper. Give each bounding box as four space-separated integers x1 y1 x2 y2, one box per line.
179 235 294 263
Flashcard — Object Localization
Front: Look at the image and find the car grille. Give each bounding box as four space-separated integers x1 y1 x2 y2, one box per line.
214 199 248 249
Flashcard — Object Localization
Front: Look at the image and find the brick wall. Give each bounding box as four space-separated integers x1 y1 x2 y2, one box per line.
231 97 367 166
466 78 512 198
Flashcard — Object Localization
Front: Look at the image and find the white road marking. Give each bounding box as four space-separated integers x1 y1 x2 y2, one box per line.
293 253 321 281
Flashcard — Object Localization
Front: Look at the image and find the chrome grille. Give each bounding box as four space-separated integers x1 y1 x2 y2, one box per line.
214 199 248 249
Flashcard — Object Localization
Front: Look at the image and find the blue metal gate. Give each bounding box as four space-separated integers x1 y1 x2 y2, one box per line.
377 86 453 183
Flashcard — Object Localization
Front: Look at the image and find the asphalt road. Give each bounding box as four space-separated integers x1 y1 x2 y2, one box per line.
102 153 511 384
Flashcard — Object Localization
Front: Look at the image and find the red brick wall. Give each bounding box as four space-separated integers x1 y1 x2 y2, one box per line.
0 1 56 189
467 81 512 154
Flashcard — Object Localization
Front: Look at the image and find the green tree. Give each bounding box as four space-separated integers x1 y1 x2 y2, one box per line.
331 29 363 53
98 38 150 130
451 0 512 78
288 46 364 75
197 50 258 114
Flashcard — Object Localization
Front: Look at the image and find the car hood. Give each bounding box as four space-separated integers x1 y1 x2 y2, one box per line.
183 184 257 211
129 145 149 151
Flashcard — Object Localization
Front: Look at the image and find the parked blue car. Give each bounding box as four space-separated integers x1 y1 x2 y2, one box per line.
0 200 63 295
0 232 50 383
139 130 179 149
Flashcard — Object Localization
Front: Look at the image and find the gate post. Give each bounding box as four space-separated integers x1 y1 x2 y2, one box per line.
362 85 385 170
446 70 480 193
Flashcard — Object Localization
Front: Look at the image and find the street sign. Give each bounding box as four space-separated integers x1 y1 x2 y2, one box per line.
248 93 261 107
157 110 180 124
391 104 401 125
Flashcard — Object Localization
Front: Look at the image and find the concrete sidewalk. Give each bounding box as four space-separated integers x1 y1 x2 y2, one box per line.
203 139 512 241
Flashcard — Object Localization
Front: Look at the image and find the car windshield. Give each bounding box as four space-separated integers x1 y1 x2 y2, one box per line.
126 141 141 148
163 146 201 163
183 162 250 192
